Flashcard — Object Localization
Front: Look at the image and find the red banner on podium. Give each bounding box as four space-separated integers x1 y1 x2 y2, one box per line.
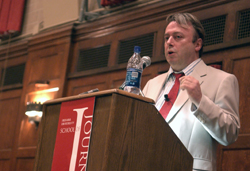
51 97 95 171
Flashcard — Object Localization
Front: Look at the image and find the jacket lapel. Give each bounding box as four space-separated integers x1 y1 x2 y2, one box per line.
166 88 189 122
166 60 207 123
147 72 169 101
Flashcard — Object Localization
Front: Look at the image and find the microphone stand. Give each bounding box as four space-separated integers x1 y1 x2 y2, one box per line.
139 89 145 97
119 81 126 90
119 81 145 97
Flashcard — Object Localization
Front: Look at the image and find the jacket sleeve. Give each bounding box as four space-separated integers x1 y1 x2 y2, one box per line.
193 74 240 146
142 80 150 95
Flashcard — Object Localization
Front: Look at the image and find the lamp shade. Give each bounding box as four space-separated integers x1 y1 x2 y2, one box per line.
25 102 43 123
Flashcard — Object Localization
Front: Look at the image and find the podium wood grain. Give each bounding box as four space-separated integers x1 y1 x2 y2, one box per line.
34 89 193 171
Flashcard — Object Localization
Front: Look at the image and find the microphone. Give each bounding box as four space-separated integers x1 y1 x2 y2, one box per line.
78 88 99 95
164 94 173 105
141 56 151 69
164 94 170 101
119 56 151 90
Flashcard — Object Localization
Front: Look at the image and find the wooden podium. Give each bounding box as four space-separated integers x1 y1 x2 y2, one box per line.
34 89 193 171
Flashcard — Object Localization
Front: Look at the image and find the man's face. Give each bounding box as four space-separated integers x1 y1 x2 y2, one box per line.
164 21 201 71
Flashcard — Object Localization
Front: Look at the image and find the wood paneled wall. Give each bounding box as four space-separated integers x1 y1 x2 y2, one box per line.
0 0 250 170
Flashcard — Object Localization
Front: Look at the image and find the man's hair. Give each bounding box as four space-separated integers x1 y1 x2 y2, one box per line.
166 13 205 57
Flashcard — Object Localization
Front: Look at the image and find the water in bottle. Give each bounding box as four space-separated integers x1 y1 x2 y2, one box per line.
124 46 143 95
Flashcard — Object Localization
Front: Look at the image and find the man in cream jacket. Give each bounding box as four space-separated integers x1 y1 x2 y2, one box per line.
143 13 240 171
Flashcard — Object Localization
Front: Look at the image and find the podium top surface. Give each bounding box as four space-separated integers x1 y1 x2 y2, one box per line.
44 89 155 105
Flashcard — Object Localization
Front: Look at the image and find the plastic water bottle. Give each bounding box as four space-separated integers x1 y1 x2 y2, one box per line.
124 46 143 95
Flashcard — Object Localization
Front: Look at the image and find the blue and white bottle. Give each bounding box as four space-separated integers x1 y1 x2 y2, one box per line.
124 46 143 95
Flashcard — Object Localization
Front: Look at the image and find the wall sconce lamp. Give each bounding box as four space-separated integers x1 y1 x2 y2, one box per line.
34 80 50 87
25 87 59 128
25 102 43 127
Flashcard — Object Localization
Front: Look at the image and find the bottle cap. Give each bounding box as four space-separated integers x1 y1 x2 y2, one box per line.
134 46 141 53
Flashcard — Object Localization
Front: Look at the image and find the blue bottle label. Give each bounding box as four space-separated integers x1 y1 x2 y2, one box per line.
125 68 142 88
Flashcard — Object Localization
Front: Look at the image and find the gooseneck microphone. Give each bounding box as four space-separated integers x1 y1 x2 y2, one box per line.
141 56 151 69
119 56 151 90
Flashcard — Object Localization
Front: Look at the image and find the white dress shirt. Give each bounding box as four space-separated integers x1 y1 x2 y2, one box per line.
155 58 202 110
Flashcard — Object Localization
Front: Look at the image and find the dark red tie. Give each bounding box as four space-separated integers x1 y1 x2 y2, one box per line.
159 73 184 119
